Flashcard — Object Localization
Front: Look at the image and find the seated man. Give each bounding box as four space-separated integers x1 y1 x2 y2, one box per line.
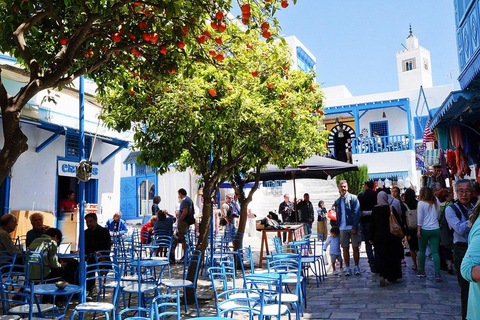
28 228 78 284
0 214 23 265
85 213 112 298
26 212 50 248
105 211 128 237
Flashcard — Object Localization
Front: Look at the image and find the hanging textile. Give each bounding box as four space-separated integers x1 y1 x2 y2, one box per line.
461 126 479 161
450 125 464 149
423 119 436 149
437 127 452 151
447 149 457 175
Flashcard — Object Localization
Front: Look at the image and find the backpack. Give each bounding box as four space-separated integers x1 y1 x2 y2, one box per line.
184 200 195 225
404 203 417 230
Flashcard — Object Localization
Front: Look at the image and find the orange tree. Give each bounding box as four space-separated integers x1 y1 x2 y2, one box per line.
0 0 291 184
98 21 326 274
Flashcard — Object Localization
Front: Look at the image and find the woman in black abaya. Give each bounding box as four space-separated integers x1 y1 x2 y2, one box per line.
370 191 407 286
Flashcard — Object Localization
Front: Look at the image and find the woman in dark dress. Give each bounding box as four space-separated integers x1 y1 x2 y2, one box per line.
370 191 407 286
404 188 419 271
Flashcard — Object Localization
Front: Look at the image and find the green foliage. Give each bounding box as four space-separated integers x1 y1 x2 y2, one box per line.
98 22 327 196
336 165 369 195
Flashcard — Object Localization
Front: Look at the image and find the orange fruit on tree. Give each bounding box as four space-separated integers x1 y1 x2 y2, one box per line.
309 85 314 91
241 4 251 14
267 83 274 89
209 89 217 97
150 33 159 42
261 22 269 30
168 67 176 74
218 22 226 32
243 12 251 19
112 32 121 42
215 37 223 44
262 29 271 39
160 46 167 54
252 70 258 77
142 33 151 41
281 0 289 8
247 43 253 49
215 11 224 21
177 41 185 49
59 37 68 45
215 53 225 61
242 18 249 25
202 30 212 38
181 26 189 36
138 21 147 30
211 21 218 30
196 35 207 43
128 33 136 40
209 49 217 56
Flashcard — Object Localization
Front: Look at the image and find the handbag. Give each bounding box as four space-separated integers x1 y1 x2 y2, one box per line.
404 203 418 230
425 149 441 166
327 209 337 221
389 206 404 238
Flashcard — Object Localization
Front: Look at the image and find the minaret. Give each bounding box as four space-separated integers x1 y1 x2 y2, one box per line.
396 25 433 91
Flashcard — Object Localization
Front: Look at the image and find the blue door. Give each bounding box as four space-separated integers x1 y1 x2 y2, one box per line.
120 177 137 219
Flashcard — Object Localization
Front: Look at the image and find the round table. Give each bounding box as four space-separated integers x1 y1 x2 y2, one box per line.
30 283 81 317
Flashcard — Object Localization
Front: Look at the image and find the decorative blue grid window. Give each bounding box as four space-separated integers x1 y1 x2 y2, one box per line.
296 46 315 72
370 121 388 136
65 134 91 159
136 164 156 175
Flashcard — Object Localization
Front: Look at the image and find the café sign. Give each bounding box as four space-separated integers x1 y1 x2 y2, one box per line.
58 160 99 179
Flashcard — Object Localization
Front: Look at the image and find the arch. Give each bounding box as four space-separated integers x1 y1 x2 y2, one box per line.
327 123 356 161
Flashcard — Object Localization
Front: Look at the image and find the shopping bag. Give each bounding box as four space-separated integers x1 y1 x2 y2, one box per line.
327 209 337 221
389 207 404 238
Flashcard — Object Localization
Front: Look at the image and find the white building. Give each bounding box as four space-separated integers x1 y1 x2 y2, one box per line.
322 30 453 187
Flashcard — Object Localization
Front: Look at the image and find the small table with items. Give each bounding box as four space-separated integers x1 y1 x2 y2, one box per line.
257 223 306 268
30 283 81 317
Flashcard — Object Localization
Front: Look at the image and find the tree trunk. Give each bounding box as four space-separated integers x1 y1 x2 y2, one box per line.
185 179 214 305
0 104 28 183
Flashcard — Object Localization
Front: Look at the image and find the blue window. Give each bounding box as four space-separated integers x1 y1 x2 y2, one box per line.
136 164 156 176
296 46 315 72
414 116 429 139
370 121 388 136
65 134 91 159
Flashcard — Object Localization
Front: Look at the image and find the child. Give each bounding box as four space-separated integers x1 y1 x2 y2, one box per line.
324 226 343 275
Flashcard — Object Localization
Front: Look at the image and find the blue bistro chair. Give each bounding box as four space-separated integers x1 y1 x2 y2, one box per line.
161 250 202 317
214 288 265 319
0 264 57 319
118 291 181 320
70 262 123 320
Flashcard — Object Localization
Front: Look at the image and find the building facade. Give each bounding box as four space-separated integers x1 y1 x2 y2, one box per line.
322 31 453 187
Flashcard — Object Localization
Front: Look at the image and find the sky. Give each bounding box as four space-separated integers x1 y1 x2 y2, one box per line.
273 0 460 96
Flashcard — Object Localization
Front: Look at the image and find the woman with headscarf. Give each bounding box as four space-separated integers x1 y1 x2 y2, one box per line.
369 191 406 286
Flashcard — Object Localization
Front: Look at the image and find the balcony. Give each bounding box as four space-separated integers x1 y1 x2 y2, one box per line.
352 134 413 154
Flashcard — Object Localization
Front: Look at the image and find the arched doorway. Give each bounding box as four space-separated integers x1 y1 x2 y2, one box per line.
327 123 356 161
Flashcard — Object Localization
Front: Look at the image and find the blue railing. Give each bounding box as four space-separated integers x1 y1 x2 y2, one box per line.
352 134 413 154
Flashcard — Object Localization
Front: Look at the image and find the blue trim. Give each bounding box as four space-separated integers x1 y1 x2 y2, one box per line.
325 98 410 115
296 46 315 71
0 53 17 63
369 171 409 180
370 121 389 136
430 90 480 129
36 127 66 153
102 141 129 164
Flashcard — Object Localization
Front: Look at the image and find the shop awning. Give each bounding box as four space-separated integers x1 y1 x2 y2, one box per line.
430 90 480 129
368 171 408 180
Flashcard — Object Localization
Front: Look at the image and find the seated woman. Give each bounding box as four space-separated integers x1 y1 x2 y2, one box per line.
28 228 78 284
153 210 176 262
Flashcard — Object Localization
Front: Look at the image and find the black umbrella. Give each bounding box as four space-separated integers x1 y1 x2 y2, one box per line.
254 155 358 221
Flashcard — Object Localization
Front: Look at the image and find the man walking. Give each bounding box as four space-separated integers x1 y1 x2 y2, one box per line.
177 188 195 261
298 193 314 233
357 180 377 272
334 180 361 276
445 179 474 320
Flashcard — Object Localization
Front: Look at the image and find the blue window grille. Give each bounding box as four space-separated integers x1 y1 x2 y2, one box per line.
135 164 156 176
65 134 91 159
370 121 388 136
414 116 429 139
296 46 315 72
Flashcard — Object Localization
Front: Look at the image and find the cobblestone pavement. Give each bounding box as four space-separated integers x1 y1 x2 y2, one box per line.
63 245 462 320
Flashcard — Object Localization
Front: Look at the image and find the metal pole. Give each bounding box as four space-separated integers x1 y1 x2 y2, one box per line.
209 141 214 268
78 75 86 304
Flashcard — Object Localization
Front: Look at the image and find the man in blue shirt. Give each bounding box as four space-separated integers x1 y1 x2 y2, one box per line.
446 179 474 320
334 180 361 276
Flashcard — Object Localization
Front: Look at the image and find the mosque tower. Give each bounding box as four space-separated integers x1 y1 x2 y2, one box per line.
396 25 433 91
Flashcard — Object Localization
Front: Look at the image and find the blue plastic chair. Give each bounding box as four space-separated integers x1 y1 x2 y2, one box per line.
302 234 327 286
161 250 202 316
118 292 180 320
0 264 57 318
70 262 123 320
267 253 304 318
214 288 265 319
